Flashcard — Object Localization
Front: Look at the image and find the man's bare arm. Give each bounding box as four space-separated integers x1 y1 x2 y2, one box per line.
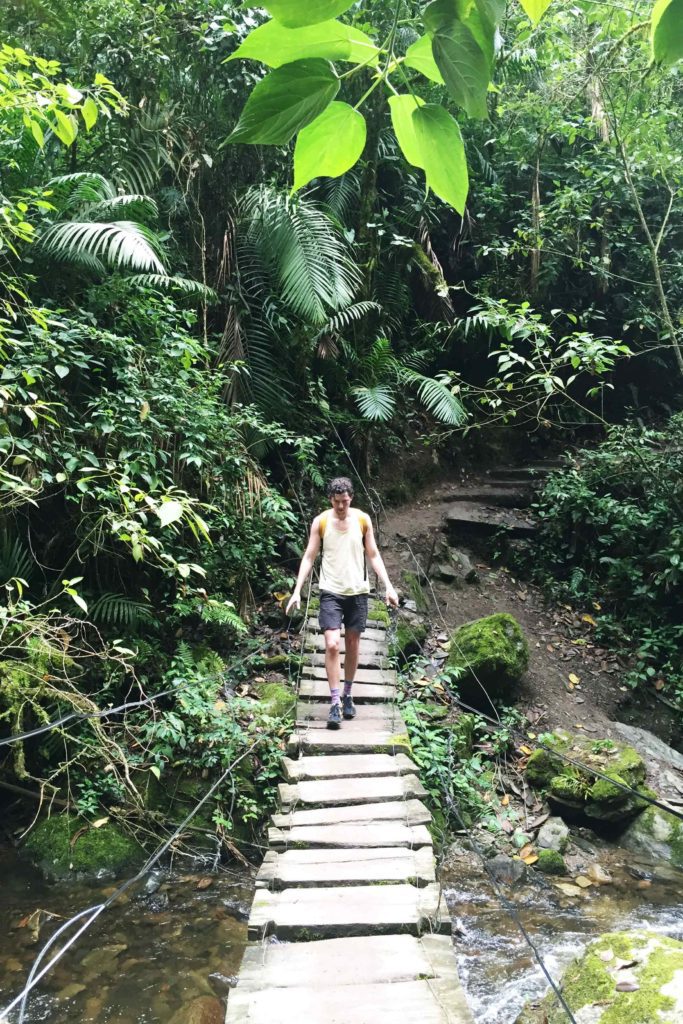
364 521 399 607
286 517 322 614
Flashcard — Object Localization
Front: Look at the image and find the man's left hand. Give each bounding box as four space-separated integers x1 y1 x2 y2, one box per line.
385 584 399 608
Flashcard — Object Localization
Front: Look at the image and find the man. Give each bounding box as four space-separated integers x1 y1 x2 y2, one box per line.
286 476 399 729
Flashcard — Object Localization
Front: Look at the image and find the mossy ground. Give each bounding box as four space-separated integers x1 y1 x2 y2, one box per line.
535 849 566 874
24 814 143 879
256 681 296 718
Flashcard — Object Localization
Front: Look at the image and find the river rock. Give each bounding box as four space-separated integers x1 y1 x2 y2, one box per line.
536 817 569 853
57 982 86 1000
610 723 683 772
486 854 528 887
81 944 127 972
525 731 649 823
586 863 612 885
515 931 683 1024
446 613 528 703
619 805 683 869
168 995 224 1024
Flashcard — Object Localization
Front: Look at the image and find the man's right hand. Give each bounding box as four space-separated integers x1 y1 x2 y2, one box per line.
285 591 301 615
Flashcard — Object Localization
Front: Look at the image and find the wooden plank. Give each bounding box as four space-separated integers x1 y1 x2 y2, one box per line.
272 798 431 829
300 665 396 684
247 882 451 940
278 773 427 808
291 728 411 757
302 651 391 670
256 846 436 889
268 821 433 850
296 701 403 724
283 752 419 781
298 679 395 703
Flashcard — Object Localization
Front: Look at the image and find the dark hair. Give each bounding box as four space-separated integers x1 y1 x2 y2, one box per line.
327 476 354 498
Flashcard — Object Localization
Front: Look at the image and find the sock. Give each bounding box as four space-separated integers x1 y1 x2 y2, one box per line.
330 687 341 705
343 681 353 697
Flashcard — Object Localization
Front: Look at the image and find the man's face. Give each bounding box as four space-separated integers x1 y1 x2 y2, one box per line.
330 490 352 517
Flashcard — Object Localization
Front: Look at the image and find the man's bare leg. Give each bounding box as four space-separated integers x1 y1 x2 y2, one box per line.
324 629 342 729
343 629 360 683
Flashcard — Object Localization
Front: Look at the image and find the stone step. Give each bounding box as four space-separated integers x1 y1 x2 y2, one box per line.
306 620 388 641
226 934 473 1024
256 846 436 889
296 701 404 725
303 650 390 670
269 821 433 850
279 773 427 808
283 752 419 781
299 679 395 703
272 798 431 830
288 726 410 757
247 882 450 940
301 665 396 684
444 502 536 539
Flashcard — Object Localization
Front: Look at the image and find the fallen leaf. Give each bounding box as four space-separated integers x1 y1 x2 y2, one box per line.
519 745 533 755
527 731 536 739
519 844 535 859
546 644 555 652
575 876 592 888
196 877 213 891
582 614 597 627
92 817 109 829
214 700 226 711
556 882 583 896
654 679 665 691
593 601 602 610
569 673 581 686
523 854 538 865
501 794 510 807
575 723 585 729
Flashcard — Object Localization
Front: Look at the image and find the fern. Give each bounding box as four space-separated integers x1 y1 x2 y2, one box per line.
401 369 467 426
0 530 33 587
318 301 381 336
90 593 155 629
129 275 218 301
352 384 396 421
40 220 166 273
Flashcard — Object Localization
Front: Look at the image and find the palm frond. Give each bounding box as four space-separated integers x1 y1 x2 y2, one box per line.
318 170 361 223
401 369 467 426
318 301 381 336
352 384 396 421
0 529 33 586
129 274 218 301
90 593 155 629
83 195 159 223
40 221 166 274
48 172 117 208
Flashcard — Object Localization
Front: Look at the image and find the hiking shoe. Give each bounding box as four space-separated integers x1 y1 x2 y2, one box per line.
342 695 356 720
327 702 342 730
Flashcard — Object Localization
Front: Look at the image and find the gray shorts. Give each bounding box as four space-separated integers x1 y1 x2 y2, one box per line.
319 592 368 634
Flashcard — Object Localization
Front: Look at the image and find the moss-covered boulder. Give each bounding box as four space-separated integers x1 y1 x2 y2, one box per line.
446 613 528 701
515 931 683 1024
24 814 143 881
535 849 566 875
254 680 296 718
389 617 428 660
525 731 649 823
620 805 683 869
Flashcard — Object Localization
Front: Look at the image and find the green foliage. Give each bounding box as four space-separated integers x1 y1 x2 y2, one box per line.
293 101 366 194
527 417 683 706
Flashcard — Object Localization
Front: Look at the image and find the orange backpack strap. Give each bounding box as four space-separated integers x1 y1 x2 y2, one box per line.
358 511 370 539
318 510 330 539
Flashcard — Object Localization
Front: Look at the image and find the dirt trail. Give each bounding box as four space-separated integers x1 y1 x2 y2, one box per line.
376 477 672 747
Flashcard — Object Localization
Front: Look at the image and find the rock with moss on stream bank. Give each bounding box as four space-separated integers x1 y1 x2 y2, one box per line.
446 613 528 702
619 805 683 869
516 931 683 1024
24 814 143 881
525 731 651 824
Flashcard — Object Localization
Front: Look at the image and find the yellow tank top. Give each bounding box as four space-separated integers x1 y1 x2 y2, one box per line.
318 508 371 596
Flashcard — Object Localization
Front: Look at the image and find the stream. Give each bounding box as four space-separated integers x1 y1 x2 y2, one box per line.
1 839 682 1023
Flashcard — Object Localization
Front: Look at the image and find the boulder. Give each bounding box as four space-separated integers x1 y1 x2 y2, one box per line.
23 814 143 881
446 613 528 702
619 805 683 869
168 996 224 1024
525 731 650 824
389 615 428 661
515 931 683 1024
486 854 528 887
536 817 570 853
535 849 566 875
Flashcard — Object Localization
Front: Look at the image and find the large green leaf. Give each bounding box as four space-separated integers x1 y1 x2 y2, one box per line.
293 102 366 193
262 0 354 28
388 94 425 168
432 23 490 119
475 0 506 29
227 59 339 145
652 0 683 65
424 0 459 35
227 19 379 68
389 97 469 213
414 104 469 214
40 221 166 273
404 35 445 84
517 0 553 23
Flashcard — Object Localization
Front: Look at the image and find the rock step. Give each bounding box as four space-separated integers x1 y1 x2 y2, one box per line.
288 727 410 757
272 798 431 830
437 486 531 508
247 883 450 940
256 846 436 889
444 502 536 539
299 679 395 703
226 935 473 1023
301 665 396 684
269 821 433 850
279 773 427 809
283 752 419 781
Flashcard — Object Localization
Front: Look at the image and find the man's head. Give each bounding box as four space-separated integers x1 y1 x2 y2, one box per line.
327 476 354 517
